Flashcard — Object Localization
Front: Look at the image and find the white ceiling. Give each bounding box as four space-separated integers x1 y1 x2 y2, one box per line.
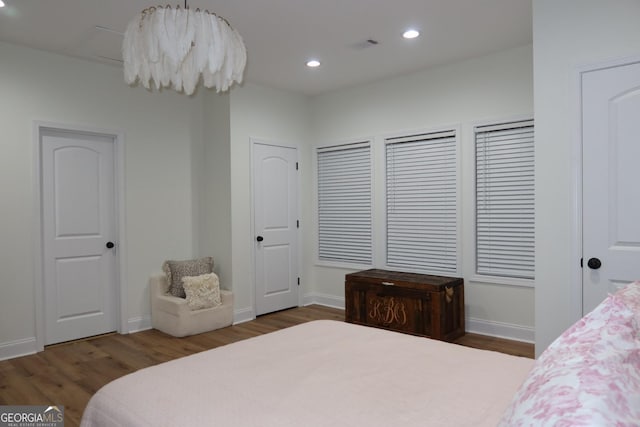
0 0 532 96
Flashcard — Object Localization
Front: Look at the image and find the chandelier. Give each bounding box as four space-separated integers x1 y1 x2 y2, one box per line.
122 4 247 95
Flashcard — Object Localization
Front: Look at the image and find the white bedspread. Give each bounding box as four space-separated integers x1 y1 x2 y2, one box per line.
81 320 533 427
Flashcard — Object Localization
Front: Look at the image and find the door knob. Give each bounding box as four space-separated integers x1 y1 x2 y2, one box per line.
256 236 264 242
106 241 115 249
587 257 601 269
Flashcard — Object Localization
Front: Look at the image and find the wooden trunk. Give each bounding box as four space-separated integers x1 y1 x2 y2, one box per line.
345 269 465 341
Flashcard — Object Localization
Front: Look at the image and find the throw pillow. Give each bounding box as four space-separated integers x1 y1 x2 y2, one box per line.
162 257 214 298
182 273 222 311
498 294 640 426
614 281 640 333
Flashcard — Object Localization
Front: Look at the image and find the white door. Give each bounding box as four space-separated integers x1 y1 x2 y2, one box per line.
582 60 640 314
41 129 118 344
253 143 299 316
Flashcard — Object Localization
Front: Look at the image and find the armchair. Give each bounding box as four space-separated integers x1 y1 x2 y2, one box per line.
150 273 233 337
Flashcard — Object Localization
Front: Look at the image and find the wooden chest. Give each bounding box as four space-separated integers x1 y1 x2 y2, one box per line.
345 269 465 341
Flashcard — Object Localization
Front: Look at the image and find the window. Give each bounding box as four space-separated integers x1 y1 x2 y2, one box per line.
386 130 458 274
475 119 534 279
317 142 372 265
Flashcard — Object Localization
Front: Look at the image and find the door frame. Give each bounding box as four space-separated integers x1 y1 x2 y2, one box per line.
250 138 301 317
33 121 128 351
570 54 640 323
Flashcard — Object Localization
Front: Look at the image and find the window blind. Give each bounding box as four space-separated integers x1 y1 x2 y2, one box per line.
317 142 372 265
386 130 458 274
475 120 534 279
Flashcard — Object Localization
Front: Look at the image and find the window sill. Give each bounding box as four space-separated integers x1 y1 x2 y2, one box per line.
383 264 460 278
469 274 535 288
315 260 373 271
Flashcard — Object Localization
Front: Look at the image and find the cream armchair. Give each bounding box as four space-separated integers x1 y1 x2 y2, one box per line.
150 274 233 337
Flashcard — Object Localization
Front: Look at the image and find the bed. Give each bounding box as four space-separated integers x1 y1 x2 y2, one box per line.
81 281 640 427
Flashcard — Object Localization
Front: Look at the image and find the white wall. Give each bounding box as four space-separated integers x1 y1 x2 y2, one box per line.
0 41 204 358
197 92 233 288
308 45 535 340
533 0 640 355
229 83 311 321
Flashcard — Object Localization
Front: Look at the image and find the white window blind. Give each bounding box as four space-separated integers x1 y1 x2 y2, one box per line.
386 130 458 274
475 120 534 279
317 142 372 265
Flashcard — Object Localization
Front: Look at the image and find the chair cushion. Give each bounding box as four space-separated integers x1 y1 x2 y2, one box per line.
182 273 222 310
162 257 214 298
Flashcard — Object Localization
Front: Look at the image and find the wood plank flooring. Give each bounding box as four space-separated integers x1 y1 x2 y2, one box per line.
0 305 533 427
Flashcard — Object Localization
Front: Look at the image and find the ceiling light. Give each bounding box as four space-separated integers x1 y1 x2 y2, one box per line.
0 1 5 8
306 60 321 68
122 5 247 95
402 29 420 39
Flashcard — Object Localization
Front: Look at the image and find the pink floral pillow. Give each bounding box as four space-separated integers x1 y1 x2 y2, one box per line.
615 280 640 334
498 285 640 426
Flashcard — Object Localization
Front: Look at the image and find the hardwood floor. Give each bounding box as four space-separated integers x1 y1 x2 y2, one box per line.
0 305 533 427
455 331 535 358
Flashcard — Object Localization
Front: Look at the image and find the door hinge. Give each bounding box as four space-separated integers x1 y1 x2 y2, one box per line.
297 220 299 228
296 162 299 170
297 277 300 286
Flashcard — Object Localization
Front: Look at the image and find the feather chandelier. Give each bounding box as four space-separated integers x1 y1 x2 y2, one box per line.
122 4 247 95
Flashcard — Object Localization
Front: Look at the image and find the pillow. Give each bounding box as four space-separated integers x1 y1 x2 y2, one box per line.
162 257 214 298
182 273 222 311
498 294 640 426
614 281 640 333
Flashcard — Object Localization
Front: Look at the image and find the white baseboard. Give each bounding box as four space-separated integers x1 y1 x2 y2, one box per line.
128 316 152 333
233 307 255 325
303 292 345 309
0 311 532 362
0 337 37 361
466 317 534 343
304 293 534 343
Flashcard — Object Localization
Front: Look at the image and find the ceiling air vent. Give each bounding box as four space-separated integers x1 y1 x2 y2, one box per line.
351 38 380 50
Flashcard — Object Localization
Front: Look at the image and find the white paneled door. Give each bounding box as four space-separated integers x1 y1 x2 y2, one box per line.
253 142 299 316
41 130 118 345
582 60 640 314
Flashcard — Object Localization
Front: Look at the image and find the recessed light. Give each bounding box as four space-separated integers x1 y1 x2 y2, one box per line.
402 29 420 39
306 59 321 68
0 1 5 8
